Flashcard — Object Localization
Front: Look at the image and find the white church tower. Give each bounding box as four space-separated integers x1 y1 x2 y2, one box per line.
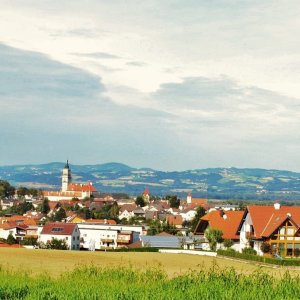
62 160 72 192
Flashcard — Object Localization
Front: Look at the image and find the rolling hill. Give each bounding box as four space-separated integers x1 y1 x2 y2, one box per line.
1 162 300 200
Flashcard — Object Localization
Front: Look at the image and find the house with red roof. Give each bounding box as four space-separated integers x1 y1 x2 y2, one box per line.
194 210 244 251
39 222 80 250
238 203 300 257
166 215 183 228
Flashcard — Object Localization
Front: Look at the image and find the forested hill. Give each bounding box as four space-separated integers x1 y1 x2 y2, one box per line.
1 162 300 200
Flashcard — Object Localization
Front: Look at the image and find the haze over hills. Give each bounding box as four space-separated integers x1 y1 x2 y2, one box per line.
1 162 300 201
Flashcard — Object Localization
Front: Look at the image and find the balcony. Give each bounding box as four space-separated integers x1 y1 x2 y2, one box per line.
101 238 114 243
116 239 130 244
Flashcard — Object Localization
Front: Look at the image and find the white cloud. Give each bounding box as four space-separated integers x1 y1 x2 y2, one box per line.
0 2 300 171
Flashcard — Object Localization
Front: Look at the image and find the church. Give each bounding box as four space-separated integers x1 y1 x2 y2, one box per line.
43 161 97 201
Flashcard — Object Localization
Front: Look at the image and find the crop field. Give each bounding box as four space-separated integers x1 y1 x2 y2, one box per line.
1 248 300 299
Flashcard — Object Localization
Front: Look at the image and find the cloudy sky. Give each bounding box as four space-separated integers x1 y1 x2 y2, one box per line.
1 1 300 171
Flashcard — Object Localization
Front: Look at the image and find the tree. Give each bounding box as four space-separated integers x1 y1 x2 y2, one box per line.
191 206 206 231
108 202 119 219
6 233 17 245
17 186 29 197
0 180 15 199
205 228 223 251
166 195 180 208
39 198 50 214
135 195 145 207
260 242 271 254
46 238 68 250
54 207 66 222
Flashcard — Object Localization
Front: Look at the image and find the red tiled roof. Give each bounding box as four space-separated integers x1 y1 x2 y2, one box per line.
68 183 97 192
41 222 77 235
119 204 137 213
191 198 208 205
247 205 300 238
166 215 183 226
0 216 37 228
85 219 117 225
196 210 244 240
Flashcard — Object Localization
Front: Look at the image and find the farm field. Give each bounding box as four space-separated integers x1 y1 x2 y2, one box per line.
0 248 300 278
1 249 300 299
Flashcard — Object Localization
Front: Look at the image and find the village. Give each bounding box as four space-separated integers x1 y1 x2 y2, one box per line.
0 162 299 258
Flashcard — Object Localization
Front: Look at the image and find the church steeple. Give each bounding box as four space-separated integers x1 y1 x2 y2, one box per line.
62 160 72 192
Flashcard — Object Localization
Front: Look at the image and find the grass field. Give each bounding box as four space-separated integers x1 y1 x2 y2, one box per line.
2 249 300 299
1 248 300 278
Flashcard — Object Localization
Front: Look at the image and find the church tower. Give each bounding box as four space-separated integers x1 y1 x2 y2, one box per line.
62 160 72 192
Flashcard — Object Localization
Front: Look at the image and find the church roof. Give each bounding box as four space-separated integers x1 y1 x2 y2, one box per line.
68 183 97 192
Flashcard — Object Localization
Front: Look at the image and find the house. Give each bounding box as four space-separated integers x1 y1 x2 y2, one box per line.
119 204 137 220
194 210 244 251
238 203 300 257
166 215 183 229
179 208 197 221
39 222 80 250
77 223 144 250
0 215 37 241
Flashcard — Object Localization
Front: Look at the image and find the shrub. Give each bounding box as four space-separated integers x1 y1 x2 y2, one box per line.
217 249 300 266
260 242 271 254
6 233 17 245
223 239 234 249
242 247 257 255
46 238 68 250
205 228 223 251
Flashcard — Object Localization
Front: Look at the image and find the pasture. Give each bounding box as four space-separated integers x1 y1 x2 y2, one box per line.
1 249 300 299
0 248 299 278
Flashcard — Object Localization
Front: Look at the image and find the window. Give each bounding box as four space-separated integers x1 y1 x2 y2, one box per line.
77 236 79 240
73 236 75 241
65 237 68 241
51 227 64 233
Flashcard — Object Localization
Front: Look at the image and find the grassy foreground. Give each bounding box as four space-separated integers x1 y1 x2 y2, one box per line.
1 248 300 278
1 265 300 299
1 248 300 299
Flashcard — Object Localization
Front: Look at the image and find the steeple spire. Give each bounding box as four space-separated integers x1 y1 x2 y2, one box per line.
65 160 69 169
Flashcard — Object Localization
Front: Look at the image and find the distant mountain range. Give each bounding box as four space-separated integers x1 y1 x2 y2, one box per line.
1 162 300 200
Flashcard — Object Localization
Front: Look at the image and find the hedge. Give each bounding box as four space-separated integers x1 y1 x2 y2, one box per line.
217 249 300 266
108 247 159 252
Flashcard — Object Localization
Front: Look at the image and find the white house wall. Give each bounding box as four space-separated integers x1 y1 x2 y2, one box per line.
38 229 80 250
77 224 144 250
239 212 253 251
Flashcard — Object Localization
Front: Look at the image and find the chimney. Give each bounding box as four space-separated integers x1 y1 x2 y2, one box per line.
274 203 280 210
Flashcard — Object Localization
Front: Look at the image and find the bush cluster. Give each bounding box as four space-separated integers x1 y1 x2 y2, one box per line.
109 247 159 252
217 249 300 266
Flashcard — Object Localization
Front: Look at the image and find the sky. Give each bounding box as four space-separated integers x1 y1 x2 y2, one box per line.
0 1 300 171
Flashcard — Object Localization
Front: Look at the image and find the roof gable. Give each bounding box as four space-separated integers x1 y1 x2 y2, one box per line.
195 210 244 240
247 205 300 238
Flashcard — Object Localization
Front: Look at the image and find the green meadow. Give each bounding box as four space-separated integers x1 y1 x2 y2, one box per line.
1 248 300 299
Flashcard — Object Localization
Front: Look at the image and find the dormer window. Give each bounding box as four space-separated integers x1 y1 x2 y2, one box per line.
51 227 64 232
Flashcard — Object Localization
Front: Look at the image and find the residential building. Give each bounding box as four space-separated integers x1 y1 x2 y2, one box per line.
77 223 144 250
194 210 244 251
238 203 300 257
39 222 80 250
